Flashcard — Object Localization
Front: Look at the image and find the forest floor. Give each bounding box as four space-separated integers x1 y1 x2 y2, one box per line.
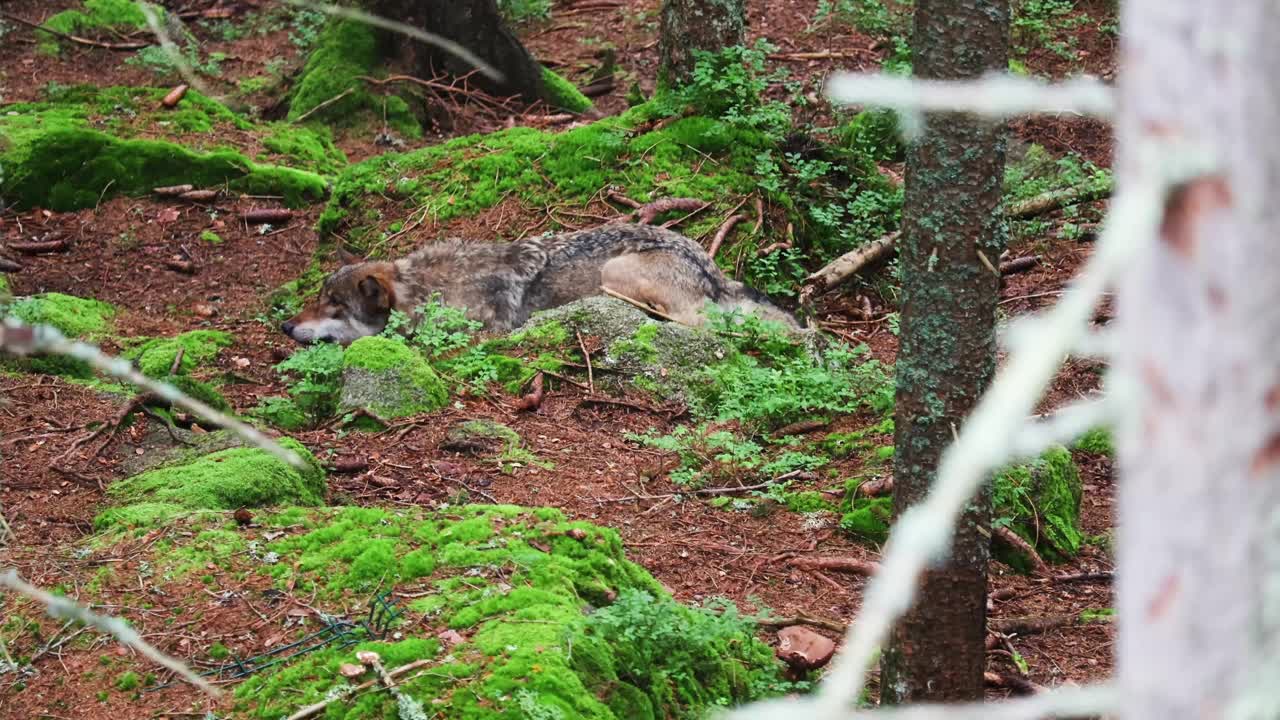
0 0 1119 717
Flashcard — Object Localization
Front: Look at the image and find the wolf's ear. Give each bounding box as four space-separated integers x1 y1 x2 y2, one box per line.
336 246 363 266
358 275 391 311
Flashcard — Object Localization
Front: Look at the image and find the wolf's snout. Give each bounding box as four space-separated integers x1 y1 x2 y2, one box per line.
281 321 297 337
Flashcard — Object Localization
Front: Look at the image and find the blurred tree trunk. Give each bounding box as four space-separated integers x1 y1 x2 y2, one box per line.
369 0 544 99
878 0 1009 704
1113 3 1280 718
658 0 746 86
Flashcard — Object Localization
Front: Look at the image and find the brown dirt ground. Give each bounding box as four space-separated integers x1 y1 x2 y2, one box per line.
1 0 1119 716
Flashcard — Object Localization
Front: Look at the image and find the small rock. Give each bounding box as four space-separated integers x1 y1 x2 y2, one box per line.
234 508 253 526
566 528 587 541
356 650 382 666
776 626 836 671
339 663 365 678
193 303 216 318
437 629 465 646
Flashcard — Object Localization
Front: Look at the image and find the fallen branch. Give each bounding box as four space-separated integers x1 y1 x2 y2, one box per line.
635 198 706 225
771 419 830 438
984 671 1042 696
161 84 189 108
992 525 1049 575
854 476 893 498
1043 570 1113 584
178 189 220 203
0 11 150 50
757 241 791 256
6 239 69 255
164 258 196 275
708 214 747 258
290 86 356 124
285 658 435 720
802 180 1114 298
514 372 545 412
998 256 1039 275
989 612 1111 636
0 256 23 273
153 184 195 197
788 556 881 577
242 208 294 225
753 611 847 634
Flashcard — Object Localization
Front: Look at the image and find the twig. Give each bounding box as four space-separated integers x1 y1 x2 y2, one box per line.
0 569 218 696
0 11 150 49
992 525 1049 575
168 347 186 376
708 214 747 258
284 659 435 720
6 239 69 255
635 198 706 225
599 286 694 327
998 256 1039 275
989 613 1111 636
290 86 357 124
787 556 881 577
576 332 594 394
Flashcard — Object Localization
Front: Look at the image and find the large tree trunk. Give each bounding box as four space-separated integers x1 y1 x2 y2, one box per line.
371 0 544 100
1114 3 1280 717
657 0 746 86
878 0 1009 705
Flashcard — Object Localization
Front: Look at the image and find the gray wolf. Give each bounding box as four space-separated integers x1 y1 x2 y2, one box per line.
281 223 799 344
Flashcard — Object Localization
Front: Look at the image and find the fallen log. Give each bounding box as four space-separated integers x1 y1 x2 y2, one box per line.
802 179 1114 298
6 239 69 255
787 556 881 577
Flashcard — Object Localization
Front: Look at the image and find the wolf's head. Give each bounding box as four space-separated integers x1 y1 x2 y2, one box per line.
281 248 397 345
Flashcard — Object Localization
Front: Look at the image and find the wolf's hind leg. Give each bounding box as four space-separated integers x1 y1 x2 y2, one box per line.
599 254 709 327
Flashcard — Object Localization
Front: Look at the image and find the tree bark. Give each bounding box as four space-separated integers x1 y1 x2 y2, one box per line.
878 0 1009 705
371 0 544 100
657 0 746 86
1114 3 1280 718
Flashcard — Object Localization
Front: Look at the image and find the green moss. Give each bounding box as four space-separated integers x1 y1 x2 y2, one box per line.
340 336 448 418
992 445 1085 571
0 125 326 211
208 643 230 660
840 496 892 543
780 490 834 514
96 439 326 529
186 504 794 719
318 104 769 248
4 292 115 338
1072 426 1114 456
113 671 141 691
165 375 231 413
287 20 420 138
251 396 311 431
123 329 233 378
199 230 223 244
540 66 593 112
261 123 348 175
39 0 149 55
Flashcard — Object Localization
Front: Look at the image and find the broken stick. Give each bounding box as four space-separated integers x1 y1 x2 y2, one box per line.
802 179 1114 298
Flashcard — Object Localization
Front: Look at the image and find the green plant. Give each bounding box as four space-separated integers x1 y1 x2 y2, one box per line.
380 295 482 359
498 0 552 24
689 308 895 428
271 343 345 425
657 40 791 142
1012 0 1090 61
287 8 327 49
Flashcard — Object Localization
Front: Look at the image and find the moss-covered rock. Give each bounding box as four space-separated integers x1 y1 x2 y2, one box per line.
317 103 771 249
993 445 1085 572
287 19 420 138
442 419 521 457
840 496 892 543
0 292 116 377
514 296 732 400
340 336 449 419
84 503 792 719
0 85 334 210
97 438 326 529
540 66 593 112
38 0 149 55
123 329 233 378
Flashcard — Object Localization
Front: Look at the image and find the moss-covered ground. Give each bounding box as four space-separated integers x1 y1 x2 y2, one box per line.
0 84 341 210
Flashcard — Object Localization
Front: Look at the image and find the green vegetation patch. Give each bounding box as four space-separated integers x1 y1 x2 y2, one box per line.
0 85 332 210
1072 426 1114 456
97 438 326 529
317 104 770 251
0 292 116 378
287 19 420 138
540 66 593 112
123 329 233 378
38 0 149 55
993 445 1085 571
